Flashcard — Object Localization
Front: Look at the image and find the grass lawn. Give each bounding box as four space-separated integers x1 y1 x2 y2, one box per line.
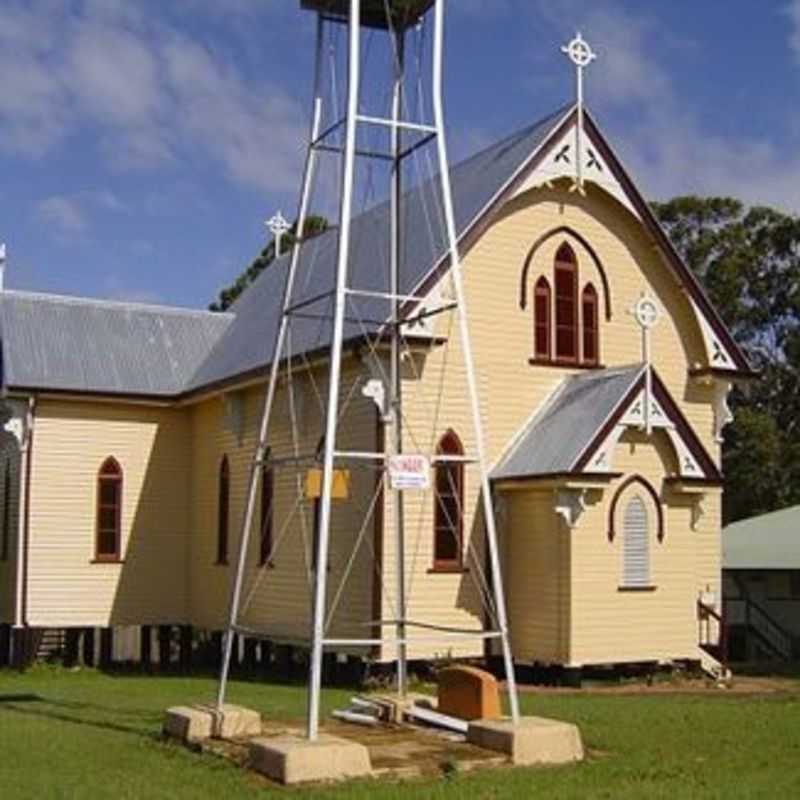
1 666 800 798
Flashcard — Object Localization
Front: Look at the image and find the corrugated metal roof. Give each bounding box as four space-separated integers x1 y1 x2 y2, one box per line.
491 364 645 480
0 291 233 397
723 505 800 570
186 105 571 392
0 106 569 399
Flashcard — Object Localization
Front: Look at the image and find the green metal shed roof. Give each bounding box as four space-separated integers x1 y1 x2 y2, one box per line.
722 505 800 570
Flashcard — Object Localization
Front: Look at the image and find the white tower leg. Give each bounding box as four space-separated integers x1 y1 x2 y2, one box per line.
306 0 362 742
430 0 520 724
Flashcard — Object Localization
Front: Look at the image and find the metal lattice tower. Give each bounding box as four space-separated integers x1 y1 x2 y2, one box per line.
217 0 520 741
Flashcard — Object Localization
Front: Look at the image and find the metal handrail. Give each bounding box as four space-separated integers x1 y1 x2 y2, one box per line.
727 596 793 660
697 599 729 668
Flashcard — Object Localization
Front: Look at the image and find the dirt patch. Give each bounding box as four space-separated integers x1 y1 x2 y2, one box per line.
203 717 508 784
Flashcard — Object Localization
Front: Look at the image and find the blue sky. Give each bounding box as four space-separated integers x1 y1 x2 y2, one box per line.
1 0 798 310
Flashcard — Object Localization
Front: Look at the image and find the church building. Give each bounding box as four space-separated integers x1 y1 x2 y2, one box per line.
0 86 751 677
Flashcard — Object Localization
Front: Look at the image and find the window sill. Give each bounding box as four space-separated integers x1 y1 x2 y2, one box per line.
428 565 470 575
618 585 657 593
91 558 125 565
529 358 604 370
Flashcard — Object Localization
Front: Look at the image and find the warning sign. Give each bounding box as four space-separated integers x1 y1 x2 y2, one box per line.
388 454 431 491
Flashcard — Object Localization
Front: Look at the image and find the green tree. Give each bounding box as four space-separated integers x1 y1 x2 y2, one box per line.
652 196 800 523
209 215 328 312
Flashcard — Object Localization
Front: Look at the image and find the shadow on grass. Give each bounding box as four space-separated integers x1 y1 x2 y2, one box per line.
97 665 345 690
0 687 165 740
0 693 41 703
0 700 164 740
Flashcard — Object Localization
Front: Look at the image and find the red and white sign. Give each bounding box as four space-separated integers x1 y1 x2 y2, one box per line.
388 454 430 491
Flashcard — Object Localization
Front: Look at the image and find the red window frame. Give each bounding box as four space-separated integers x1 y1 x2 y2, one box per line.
554 243 578 362
582 283 599 365
216 456 230 565
259 449 274 567
433 430 464 571
533 276 552 360
95 457 123 562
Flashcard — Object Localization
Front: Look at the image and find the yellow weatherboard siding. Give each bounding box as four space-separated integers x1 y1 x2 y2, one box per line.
188 362 376 645
26 400 192 627
381 180 721 663
13 175 726 674
568 430 717 666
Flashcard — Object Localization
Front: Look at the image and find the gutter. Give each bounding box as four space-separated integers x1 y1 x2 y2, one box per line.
14 395 35 629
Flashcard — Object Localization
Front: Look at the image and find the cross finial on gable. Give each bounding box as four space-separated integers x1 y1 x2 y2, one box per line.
629 291 661 435
561 32 597 193
266 211 291 258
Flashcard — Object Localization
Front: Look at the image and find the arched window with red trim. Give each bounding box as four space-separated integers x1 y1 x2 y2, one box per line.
216 456 230 565
582 283 599 365
554 243 578 362
96 457 123 562
433 431 464 571
533 276 551 360
260 448 273 567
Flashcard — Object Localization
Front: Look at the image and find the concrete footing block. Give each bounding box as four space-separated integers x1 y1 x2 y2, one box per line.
212 704 262 739
467 716 584 766
163 705 214 744
163 704 261 744
249 734 372 785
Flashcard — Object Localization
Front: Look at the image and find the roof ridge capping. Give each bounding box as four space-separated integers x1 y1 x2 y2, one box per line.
2 288 234 319
724 503 800 530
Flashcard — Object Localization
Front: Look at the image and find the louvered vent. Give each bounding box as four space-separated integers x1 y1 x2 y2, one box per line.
622 495 650 587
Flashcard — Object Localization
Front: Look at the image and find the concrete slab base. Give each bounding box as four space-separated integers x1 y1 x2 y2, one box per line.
163 705 214 744
211 704 262 739
249 734 372 785
163 704 261 744
467 716 584 766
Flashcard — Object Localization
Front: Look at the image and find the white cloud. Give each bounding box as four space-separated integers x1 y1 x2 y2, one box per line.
161 36 305 191
521 1 800 211
68 23 162 126
35 190 127 239
0 0 305 191
37 196 89 237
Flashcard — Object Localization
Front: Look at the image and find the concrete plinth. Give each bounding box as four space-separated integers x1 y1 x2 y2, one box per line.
163 705 214 744
249 734 372 785
212 704 262 739
163 704 261 744
467 717 584 766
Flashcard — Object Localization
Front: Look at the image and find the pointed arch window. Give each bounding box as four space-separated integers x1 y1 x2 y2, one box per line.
622 495 650 588
216 456 230 565
554 243 578 362
582 283 599 365
433 431 464 571
96 457 123 562
528 241 603 368
533 276 552 360
260 449 274 567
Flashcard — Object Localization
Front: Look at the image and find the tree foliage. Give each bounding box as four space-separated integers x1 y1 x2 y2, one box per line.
652 196 800 523
209 215 329 312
